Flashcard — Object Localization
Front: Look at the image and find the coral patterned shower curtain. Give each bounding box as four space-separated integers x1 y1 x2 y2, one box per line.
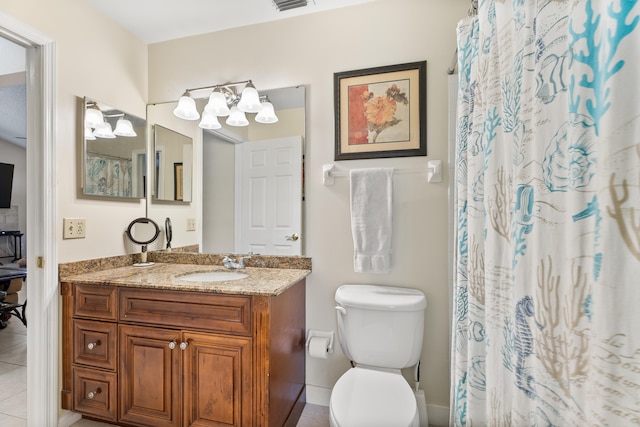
452 0 640 425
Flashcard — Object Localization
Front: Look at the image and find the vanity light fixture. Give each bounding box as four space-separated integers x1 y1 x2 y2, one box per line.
255 96 279 124
174 80 279 128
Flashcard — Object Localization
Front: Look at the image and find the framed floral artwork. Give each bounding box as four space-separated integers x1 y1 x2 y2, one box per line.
334 61 427 160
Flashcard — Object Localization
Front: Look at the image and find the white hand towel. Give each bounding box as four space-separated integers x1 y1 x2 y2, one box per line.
350 167 393 273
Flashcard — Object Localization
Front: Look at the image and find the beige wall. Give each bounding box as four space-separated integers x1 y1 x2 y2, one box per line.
148 0 467 418
0 0 148 263
1 0 467 421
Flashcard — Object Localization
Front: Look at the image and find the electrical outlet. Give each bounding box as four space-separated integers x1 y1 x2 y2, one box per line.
186 218 196 231
63 218 86 239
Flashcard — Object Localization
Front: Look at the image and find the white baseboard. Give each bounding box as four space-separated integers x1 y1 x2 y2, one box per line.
306 384 332 406
427 404 450 426
305 384 450 426
57 410 81 427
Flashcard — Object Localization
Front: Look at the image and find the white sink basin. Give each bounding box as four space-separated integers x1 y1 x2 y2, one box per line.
178 271 248 282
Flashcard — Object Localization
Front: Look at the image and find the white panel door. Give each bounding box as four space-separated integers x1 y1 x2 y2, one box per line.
237 136 302 255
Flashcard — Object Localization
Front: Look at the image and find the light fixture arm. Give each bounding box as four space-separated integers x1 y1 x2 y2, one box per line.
183 79 252 95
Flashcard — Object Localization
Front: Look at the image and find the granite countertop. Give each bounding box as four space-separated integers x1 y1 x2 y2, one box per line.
60 262 311 296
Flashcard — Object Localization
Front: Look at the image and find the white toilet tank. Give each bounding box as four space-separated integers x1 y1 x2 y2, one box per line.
335 284 427 369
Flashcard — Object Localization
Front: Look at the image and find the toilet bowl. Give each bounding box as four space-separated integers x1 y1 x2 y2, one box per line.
330 366 419 427
330 284 427 427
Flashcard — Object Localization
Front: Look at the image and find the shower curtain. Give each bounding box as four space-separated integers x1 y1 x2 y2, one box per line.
452 1 640 425
85 155 133 197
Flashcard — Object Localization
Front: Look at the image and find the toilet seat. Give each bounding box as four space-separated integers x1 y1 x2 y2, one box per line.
330 366 419 427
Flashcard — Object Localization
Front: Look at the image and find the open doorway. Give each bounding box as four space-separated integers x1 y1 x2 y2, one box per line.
0 14 58 426
0 35 27 424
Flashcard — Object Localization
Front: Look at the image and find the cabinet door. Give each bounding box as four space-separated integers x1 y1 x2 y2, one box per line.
183 332 253 427
119 325 181 427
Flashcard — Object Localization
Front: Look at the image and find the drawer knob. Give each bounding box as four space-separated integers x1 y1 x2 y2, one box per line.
87 341 99 350
87 388 101 399
169 340 177 350
180 341 189 350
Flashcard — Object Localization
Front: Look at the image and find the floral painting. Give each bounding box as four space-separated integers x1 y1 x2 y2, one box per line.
334 61 426 160
349 82 410 144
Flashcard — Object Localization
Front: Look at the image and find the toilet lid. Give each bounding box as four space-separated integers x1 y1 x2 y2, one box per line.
330 367 417 427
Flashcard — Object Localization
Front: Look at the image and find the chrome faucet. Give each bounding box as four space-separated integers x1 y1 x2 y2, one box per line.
222 252 252 269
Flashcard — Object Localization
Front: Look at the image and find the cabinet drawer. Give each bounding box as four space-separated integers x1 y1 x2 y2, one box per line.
120 288 252 335
73 319 117 371
74 284 117 321
73 366 117 422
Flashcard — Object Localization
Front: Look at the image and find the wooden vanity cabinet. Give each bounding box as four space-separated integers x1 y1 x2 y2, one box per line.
61 279 306 427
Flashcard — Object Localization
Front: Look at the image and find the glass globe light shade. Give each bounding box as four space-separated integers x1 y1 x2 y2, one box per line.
204 88 230 116
84 126 96 140
93 121 116 139
199 111 222 130
113 118 137 137
173 93 200 120
255 101 279 124
85 107 104 128
237 82 262 113
226 106 249 127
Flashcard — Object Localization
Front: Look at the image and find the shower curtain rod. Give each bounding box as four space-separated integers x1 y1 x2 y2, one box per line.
87 151 131 161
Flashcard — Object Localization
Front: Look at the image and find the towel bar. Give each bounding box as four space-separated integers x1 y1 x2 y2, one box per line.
322 162 442 185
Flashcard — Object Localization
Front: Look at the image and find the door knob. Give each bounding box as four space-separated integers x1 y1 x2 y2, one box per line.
285 233 299 241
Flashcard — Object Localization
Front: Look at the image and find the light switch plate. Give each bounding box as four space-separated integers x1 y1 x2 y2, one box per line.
63 218 86 239
186 218 196 231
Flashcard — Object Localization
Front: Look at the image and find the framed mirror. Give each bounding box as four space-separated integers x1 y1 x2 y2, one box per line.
146 85 306 255
153 125 193 202
82 97 147 199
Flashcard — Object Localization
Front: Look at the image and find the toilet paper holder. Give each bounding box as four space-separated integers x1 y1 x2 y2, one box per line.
305 329 335 354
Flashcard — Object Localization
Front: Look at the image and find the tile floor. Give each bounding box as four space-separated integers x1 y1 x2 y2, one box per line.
0 312 27 427
68 404 330 427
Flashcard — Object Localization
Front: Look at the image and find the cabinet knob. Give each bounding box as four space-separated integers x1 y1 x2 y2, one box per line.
169 341 177 350
87 342 98 350
87 388 100 399
180 341 189 350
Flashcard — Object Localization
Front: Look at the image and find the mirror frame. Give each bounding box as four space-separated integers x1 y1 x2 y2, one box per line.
152 124 193 203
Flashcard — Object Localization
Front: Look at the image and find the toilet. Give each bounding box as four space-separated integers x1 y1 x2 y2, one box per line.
330 284 427 427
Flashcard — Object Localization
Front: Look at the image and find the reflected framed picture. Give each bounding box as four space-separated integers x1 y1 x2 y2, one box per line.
174 162 183 201
334 61 427 160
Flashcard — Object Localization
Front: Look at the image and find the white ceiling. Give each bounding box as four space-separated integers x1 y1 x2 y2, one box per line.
0 0 379 148
84 0 378 44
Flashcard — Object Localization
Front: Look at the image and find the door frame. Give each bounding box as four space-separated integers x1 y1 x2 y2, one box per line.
0 11 58 426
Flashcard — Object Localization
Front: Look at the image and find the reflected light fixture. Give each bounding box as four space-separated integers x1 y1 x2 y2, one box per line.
174 80 279 128
85 102 104 128
113 117 137 137
85 126 96 140
93 121 116 139
85 101 139 139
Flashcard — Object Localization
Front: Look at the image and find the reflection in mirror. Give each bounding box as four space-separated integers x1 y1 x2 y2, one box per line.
153 125 193 202
82 97 147 199
146 85 305 256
